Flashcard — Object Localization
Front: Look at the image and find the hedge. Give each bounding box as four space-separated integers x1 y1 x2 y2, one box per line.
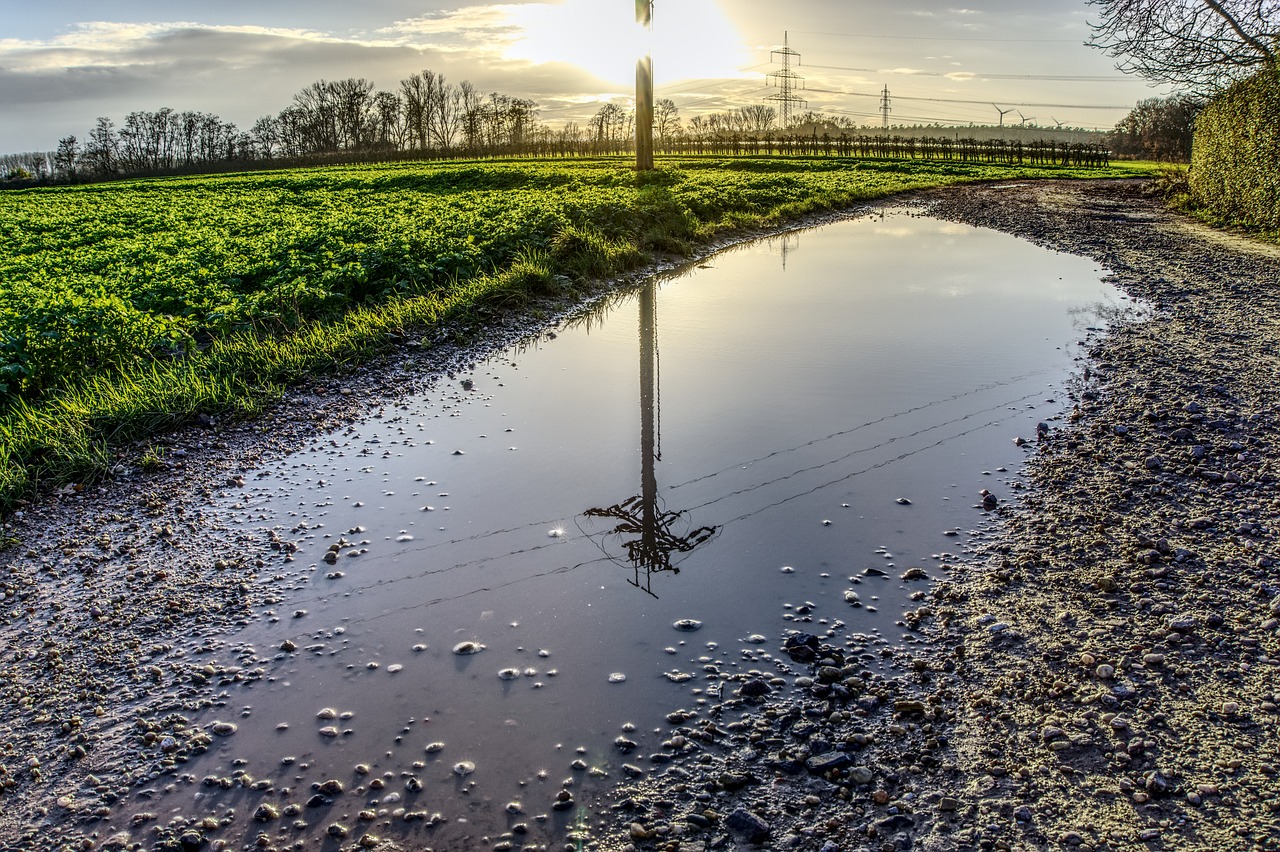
1190 67 1280 230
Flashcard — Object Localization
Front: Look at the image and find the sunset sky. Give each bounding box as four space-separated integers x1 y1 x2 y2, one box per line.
0 0 1173 152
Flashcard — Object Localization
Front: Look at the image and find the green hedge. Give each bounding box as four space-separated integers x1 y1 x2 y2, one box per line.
1190 67 1280 230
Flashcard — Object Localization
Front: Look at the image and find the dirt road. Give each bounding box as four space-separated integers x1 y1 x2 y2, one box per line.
2 179 1277 852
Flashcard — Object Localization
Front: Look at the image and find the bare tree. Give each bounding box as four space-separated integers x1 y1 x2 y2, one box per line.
251 116 281 159
1087 0 1279 93
654 98 681 143
738 104 777 133
457 80 484 150
53 136 79 180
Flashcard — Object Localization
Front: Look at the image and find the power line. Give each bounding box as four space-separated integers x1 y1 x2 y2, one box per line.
804 62 1132 82
801 85 1131 111
788 28 1084 44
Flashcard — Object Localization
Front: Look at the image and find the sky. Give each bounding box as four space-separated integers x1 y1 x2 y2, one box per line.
0 0 1174 153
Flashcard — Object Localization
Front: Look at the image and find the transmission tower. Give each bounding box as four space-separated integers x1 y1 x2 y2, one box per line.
879 85 892 131
765 32 807 128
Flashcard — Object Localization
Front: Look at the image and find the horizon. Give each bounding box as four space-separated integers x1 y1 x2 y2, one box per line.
1 1 1173 155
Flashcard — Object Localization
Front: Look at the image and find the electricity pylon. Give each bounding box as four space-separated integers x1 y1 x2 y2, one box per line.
766 32 807 128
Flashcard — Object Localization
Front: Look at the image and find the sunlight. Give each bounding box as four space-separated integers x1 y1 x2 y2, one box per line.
502 0 748 86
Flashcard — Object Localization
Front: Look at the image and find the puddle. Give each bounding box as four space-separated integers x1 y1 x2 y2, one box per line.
110 209 1130 849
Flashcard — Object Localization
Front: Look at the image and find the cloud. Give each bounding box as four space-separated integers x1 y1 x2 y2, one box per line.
0 10 621 149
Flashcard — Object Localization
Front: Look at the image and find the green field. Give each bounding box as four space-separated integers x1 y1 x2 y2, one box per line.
0 155 1152 510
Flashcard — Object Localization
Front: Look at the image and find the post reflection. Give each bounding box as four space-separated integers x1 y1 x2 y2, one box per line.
581 280 717 597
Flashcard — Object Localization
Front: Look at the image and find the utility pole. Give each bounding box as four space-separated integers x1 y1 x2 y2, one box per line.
635 0 654 171
766 32 807 129
879 85 892 132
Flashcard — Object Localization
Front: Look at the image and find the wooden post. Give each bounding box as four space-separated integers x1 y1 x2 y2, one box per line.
635 1 654 171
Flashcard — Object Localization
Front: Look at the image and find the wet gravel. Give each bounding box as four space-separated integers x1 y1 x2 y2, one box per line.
3 179 1279 852
586 181 1280 852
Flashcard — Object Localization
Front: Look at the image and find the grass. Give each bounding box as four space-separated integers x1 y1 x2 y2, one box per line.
0 154 1158 511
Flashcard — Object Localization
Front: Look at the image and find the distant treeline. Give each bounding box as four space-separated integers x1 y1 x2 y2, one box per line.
0 72 1113 186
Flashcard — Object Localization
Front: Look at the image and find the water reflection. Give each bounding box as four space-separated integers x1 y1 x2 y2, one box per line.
581 281 718 597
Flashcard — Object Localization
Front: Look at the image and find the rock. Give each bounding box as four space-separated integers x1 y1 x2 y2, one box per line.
253 803 280 822
938 797 960 812
725 808 770 844
876 814 915 832
317 779 344 795
847 766 874 785
806 752 853 773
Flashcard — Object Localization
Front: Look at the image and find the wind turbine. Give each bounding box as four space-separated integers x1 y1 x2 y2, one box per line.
992 104 1014 127
1052 116 1066 128
1017 111 1035 127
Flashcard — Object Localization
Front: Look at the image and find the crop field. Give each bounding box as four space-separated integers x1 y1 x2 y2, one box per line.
0 155 1148 509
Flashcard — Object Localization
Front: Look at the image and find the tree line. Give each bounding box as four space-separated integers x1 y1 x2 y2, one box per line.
0 69 1120 186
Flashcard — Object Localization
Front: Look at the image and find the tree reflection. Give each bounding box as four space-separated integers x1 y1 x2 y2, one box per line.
580 279 717 597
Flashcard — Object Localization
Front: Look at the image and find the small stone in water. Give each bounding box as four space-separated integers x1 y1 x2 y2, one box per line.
608 673 627 684
537 649 551 657
386 664 403 674
780 566 795 574
896 498 912 505
453 760 476 776
425 742 445 754
673 619 703 631
498 668 521 681
744 634 767 644
664 671 693 683
547 528 564 538
452 641 485 655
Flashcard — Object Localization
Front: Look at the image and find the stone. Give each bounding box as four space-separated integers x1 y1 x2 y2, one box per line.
725 808 770 844
847 766 874 785
806 752 853 773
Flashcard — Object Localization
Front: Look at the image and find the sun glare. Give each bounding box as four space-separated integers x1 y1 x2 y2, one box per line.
503 0 747 87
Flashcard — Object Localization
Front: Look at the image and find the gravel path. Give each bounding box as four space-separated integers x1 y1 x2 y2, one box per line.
592 180 1280 852
2 179 1278 852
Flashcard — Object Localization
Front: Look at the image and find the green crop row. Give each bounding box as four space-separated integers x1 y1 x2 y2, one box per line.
0 155 1139 511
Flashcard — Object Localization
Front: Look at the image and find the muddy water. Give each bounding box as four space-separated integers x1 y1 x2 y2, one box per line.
119 208 1127 849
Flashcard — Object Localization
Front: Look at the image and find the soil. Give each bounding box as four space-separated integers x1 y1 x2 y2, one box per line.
2 179 1278 852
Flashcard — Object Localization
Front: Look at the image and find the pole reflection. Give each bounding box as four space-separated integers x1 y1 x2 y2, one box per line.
581 280 717 597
